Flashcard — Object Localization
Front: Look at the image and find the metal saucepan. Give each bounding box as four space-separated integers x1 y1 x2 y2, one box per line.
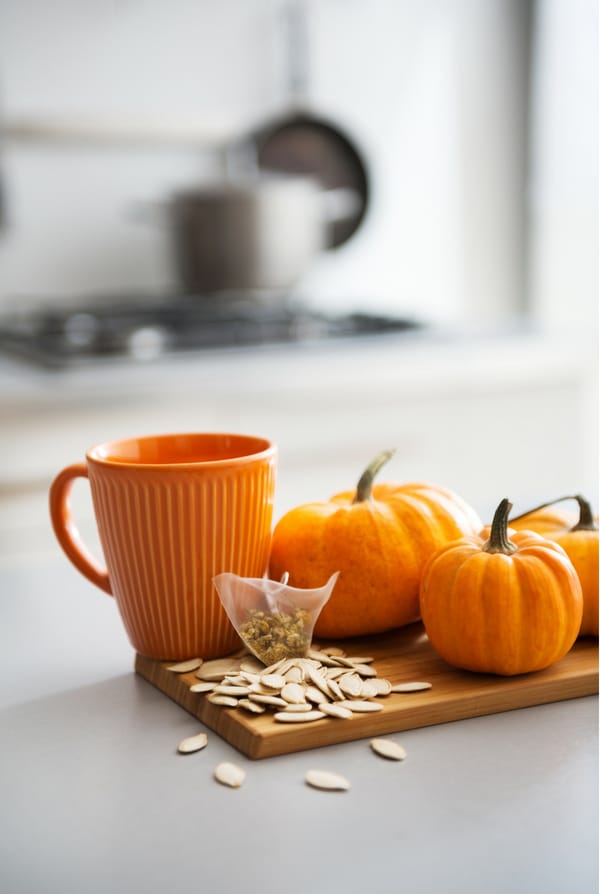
171 174 325 293
169 168 365 293
134 169 360 293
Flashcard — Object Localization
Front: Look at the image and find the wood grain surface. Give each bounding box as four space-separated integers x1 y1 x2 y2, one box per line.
135 623 598 759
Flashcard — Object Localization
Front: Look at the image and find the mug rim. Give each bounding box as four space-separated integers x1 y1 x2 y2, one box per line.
86 431 276 469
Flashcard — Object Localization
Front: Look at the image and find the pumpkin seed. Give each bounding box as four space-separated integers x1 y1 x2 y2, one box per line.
166 658 203 673
207 693 239 707
249 682 280 696
337 656 374 667
281 682 307 704
371 678 392 696
212 684 252 697
308 649 342 667
324 667 347 680
273 710 326 723
350 663 377 678
240 657 265 674
237 699 266 714
319 702 353 719
339 674 363 698
308 667 333 697
305 769 350 791
177 732 208 754
197 658 242 681
221 674 250 686
298 657 322 670
326 678 344 701
360 680 379 699
239 671 262 684
214 762 245 788
391 682 433 692
370 738 407 761
189 681 216 693
248 693 288 708
305 685 328 704
262 657 290 673
260 673 287 690
338 700 383 713
284 666 304 683
282 702 314 713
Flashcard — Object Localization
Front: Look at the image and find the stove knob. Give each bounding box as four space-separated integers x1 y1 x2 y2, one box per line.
126 325 168 361
63 312 99 348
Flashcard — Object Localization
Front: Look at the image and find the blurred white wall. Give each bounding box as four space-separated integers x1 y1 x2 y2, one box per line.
528 0 598 338
0 0 540 325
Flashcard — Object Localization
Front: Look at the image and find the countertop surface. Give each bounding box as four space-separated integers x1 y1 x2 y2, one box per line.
0 324 588 409
1 553 597 894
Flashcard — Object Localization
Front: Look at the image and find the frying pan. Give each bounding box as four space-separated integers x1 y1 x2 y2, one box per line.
249 0 369 249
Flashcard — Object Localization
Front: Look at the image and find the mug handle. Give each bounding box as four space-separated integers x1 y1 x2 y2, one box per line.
49 463 112 595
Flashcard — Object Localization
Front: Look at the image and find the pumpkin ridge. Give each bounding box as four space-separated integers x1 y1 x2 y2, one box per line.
404 484 482 534
511 553 544 673
381 491 439 554
315 500 416 638
516 553 581 667
456 551 490 670
467 552 520 673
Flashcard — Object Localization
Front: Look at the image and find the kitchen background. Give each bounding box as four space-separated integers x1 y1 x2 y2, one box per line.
0 0 597 564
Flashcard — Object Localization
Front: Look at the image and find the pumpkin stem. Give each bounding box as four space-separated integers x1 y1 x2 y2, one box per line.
510 494 598 532
353 449 396 504
509 494 577 523
571 494 598 532
483 498 518 554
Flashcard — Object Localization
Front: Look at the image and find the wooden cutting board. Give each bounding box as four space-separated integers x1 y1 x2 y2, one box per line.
135 624 598 759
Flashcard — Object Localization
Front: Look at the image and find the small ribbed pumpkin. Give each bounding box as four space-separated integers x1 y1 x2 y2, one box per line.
419 498 583 676
510 495 598 637
268 450 481 639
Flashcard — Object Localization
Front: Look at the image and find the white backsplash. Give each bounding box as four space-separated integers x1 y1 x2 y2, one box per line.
0 0 536 324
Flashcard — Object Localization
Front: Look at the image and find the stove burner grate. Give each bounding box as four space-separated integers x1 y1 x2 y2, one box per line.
0 294 423 368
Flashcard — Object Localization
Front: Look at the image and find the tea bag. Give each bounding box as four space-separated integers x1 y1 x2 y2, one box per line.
213 571 339 666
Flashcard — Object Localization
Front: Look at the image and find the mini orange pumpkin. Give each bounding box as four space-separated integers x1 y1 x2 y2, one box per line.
419 498 583 675
268 450 482 639
510 495 598 637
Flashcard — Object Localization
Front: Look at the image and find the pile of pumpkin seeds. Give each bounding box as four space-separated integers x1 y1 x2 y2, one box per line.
170 646 425 791
167 644 432 723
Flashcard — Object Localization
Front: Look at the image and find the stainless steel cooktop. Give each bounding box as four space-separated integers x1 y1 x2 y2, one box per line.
0 293 422 369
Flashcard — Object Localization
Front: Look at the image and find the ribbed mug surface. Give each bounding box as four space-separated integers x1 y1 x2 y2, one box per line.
50 433 277 660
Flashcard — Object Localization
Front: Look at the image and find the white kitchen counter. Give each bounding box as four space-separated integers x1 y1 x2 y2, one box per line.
0 323 588 406
1 329 598 890
0 553 597 894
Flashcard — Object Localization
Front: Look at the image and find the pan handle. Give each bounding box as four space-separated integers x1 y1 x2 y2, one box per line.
283 0 311 103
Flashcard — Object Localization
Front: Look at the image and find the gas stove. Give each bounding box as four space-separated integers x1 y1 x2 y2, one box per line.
0 294 422 369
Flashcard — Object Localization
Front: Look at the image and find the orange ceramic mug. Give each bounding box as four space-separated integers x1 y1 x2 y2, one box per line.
49 432 277 660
